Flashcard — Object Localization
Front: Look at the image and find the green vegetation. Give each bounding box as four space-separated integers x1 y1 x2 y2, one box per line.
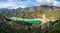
48 19 60 33
0 19 60 33
0 6 60 33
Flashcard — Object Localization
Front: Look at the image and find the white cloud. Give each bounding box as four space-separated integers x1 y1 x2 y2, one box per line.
0 2 17 9
53 1 60 6
0 1 18 9
36 0 60 7
0 0 60 9
0 0 32 9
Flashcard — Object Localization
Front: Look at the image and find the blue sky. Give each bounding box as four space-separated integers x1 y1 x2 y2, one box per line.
0 0 60 9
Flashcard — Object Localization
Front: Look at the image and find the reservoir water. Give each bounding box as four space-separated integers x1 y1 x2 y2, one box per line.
9 17 42 24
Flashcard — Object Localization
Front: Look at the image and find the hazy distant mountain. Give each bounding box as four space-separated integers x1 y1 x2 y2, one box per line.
0 5 60 13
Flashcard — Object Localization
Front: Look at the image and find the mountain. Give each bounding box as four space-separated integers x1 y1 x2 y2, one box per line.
0 5 60 13
0 5 60 18
0 5 60 33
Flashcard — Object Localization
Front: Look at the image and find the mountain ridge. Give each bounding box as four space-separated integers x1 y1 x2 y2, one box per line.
0 5 60 12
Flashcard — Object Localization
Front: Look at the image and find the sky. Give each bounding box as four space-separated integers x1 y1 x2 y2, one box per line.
0 0 60 9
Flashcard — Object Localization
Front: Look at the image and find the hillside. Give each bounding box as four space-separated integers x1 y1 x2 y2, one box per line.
0 5 60 33
0 5 60 19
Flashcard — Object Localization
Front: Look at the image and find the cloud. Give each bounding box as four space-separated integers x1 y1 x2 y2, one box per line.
0 2 17 9
36 0 60 7
0 0 36 9
0 0 26 9
0 0 60 9
53 1 60 6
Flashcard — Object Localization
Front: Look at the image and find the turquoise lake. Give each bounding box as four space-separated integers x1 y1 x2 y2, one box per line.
9 17 42 24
